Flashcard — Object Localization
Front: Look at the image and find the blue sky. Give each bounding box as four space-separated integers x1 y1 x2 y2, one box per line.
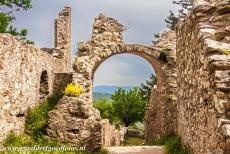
12 0 178 86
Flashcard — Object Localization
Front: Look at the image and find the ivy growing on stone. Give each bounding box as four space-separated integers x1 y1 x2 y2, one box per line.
158 51 168 63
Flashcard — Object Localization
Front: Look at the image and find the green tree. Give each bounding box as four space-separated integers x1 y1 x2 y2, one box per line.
111 87 146 127
165 11 179 30
0 0 32 10
93 99 116 123
152 33 160 45
139 74 157 101
165 0 192 30
173 0 192 15
0 0 33 43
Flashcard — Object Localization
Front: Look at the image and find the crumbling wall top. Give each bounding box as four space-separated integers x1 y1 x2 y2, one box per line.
193 0 229 8
91 14 125 43
55 6 72 71
58 6 71 16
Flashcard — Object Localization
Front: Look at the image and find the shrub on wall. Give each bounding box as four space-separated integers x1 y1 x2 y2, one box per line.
25 96 60 141
64 83 83 97
158 51 168 63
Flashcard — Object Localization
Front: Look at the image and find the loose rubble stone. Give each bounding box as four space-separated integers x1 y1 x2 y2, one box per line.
47 96 102 151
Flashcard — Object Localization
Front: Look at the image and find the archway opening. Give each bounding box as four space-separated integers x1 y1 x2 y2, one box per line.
40 70 49 100
93 53 157 146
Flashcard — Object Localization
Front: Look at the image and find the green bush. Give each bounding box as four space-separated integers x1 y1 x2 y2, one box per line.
112 87 146 127
151 133 189 154
93 98 116 123
25 96 61 141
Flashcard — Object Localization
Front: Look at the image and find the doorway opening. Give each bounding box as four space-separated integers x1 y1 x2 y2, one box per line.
40 70 49 100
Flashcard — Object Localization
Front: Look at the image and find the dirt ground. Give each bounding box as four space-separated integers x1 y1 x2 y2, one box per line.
107 146 164 154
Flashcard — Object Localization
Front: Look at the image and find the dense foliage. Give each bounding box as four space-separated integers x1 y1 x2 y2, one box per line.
165 11 178 30
173 0 192 15
139 74 157 101
0 0 32 10
94 75 158 126
165 0 192 30
111 87 146 126
94 87 146 126
0 0 33 43
93 99 115 122
25 96 61 141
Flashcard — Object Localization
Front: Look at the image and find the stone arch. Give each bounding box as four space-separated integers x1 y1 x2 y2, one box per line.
92 52 159 88
39 70 49 99
72 14 177 143
74 43 166 96
90 45 165 91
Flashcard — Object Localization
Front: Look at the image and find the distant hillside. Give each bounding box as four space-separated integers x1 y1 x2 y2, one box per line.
93 92 111 101
93 85 132 94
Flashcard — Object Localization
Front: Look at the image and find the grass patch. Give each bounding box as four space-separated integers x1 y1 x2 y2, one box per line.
151 133 189 154
123 137 144 146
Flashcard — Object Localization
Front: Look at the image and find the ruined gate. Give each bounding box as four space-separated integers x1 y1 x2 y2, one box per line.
46 13 177 151
73 14 178 144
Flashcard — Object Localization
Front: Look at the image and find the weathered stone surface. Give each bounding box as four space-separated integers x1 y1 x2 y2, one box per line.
177 2 230 153
47 96 102 151
0 6 72 143
126 128 144 139
101 119 121 147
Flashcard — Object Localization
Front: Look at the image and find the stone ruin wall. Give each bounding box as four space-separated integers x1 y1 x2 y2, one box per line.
177 1 230 153
0 7 72 143
101 119 120 147
145 31 177 143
